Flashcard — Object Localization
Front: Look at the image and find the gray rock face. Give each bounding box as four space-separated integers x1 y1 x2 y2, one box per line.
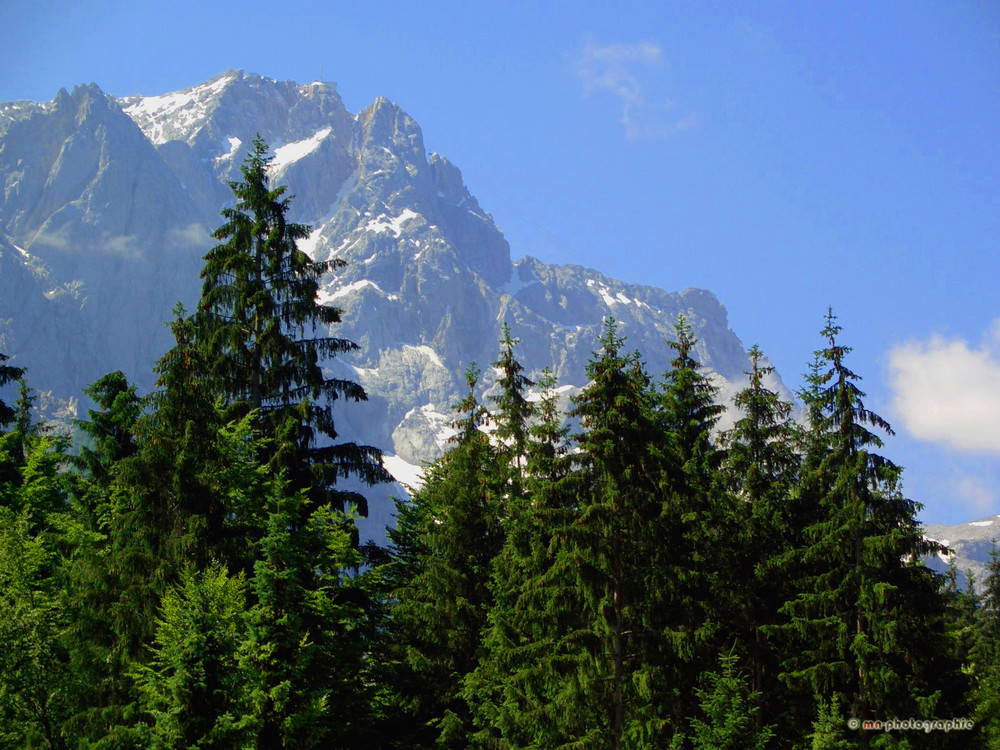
1 70 777 542
924 515 1000 591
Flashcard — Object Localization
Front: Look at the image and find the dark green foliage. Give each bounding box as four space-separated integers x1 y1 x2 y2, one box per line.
719 344 802 732
467 363 588 748
777 310 963 739
489 323 534 487
560 318 669 747
0 351 24 428
73 371 142 492
1 150 984 747
242 479 375 748
197 134 387 515
390 366 505 747
645 316 728 734
971 548 1000 744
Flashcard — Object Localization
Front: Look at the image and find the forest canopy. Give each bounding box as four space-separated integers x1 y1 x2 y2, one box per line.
0 141 996 749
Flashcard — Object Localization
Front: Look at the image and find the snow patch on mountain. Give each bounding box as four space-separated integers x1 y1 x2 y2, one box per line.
383 454 426 490
123 72 236 144
363 208 421 237
501 266 541 297
403 345 445 369
299 224 326 258
214 136 242 164
271 127 332 171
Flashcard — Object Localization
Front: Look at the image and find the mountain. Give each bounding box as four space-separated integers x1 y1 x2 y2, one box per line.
0 70 800 543
925 514 1000 589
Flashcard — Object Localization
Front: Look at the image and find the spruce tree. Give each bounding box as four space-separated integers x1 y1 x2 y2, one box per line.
197 134 387 515
719 344 801 731
242 478 370 748
391 366 505 747
131 565 253 748
648 316 728 733
685 649 774 750
971 547 1000 745
557 318 668 748
467 366 586 747
0 500 72 750
489 323 534 490
778 310 962 743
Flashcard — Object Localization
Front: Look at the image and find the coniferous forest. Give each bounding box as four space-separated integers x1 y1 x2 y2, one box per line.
2 139 1000 749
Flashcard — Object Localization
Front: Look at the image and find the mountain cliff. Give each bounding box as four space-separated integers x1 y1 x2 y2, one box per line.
1 70 779 541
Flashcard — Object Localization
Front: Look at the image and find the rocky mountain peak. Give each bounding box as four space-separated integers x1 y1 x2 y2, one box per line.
0 71 777 545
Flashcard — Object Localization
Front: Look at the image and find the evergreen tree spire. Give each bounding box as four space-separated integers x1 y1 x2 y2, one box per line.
778 309 963 735
719 344 801 730
390 365 505 747
197 134 388 514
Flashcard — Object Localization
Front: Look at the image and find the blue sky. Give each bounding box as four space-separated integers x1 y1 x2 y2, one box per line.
2 0 997 525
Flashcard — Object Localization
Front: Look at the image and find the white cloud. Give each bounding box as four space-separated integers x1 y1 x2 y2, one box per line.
574 38 695 141
888 321 1000 454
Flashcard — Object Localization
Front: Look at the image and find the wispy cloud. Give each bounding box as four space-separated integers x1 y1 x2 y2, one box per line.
167 222 213 251
888 320 1000 455
574 38 696 141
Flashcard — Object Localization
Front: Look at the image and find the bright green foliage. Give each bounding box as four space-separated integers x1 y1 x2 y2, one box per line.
242 479 370 748
808 696 854 750
197 134 387 515
685 650 774 750
132 565 253 748
0 437 74 750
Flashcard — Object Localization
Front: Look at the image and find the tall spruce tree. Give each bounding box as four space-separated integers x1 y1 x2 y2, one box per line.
648 316 728 733
391 366 505 747
197 134 387 514
719 344 801 732
971 548 1000 745
552 318 669 748
489 323 534 497
778 310 963 745
467 362 585 747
